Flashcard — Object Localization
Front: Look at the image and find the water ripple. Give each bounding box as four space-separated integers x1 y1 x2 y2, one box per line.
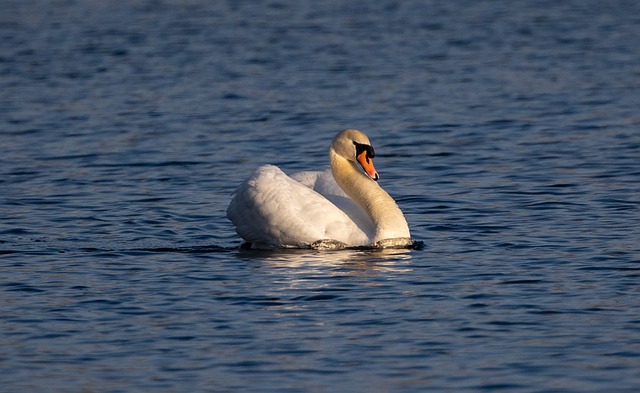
1 0 640 392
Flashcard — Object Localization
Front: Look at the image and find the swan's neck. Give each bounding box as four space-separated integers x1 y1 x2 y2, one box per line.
330 150 410 243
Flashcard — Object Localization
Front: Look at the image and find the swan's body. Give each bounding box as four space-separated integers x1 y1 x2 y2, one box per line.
226 129 412 249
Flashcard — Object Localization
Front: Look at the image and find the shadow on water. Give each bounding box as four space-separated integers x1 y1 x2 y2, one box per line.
132 242 424 274
133 240 424 254
131 245 230 253
131 240 425 268
1 240 424 258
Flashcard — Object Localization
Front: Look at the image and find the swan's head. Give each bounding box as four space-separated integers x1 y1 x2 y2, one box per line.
331 129 379 181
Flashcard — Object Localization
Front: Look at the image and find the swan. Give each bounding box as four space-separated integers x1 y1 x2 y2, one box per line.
226 129 412 249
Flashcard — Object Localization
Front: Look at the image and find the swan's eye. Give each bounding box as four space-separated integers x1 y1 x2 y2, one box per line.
353 141 375 161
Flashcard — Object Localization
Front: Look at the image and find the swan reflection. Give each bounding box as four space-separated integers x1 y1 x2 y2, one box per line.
234 247 415 276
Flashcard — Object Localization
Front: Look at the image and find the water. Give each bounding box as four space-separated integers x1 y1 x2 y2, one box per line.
2 0 640 391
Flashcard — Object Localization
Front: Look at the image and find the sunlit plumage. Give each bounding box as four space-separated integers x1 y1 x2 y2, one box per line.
227 129 411 249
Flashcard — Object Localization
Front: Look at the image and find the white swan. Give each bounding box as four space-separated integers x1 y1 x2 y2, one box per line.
226 129 412 249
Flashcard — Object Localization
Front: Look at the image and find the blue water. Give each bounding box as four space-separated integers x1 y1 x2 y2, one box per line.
2 1 640 391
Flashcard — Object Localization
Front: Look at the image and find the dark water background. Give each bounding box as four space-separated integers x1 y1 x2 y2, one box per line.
2 1 640 391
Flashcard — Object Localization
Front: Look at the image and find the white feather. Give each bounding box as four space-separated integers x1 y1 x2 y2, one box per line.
227 165 370 248
226 129 412 249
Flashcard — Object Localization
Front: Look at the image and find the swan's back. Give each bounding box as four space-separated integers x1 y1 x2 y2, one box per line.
226 165 370 249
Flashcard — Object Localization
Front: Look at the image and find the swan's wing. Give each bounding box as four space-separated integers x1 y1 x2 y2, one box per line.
227 165 369 248
291 169 346 196
289 170 323 190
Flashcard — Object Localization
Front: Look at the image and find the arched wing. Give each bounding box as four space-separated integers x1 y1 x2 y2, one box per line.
227 165 369 248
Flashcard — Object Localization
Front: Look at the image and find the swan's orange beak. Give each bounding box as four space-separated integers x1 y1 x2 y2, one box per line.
357 150 379 181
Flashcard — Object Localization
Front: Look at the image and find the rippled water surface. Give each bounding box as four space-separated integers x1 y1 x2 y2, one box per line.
2 1 640 391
